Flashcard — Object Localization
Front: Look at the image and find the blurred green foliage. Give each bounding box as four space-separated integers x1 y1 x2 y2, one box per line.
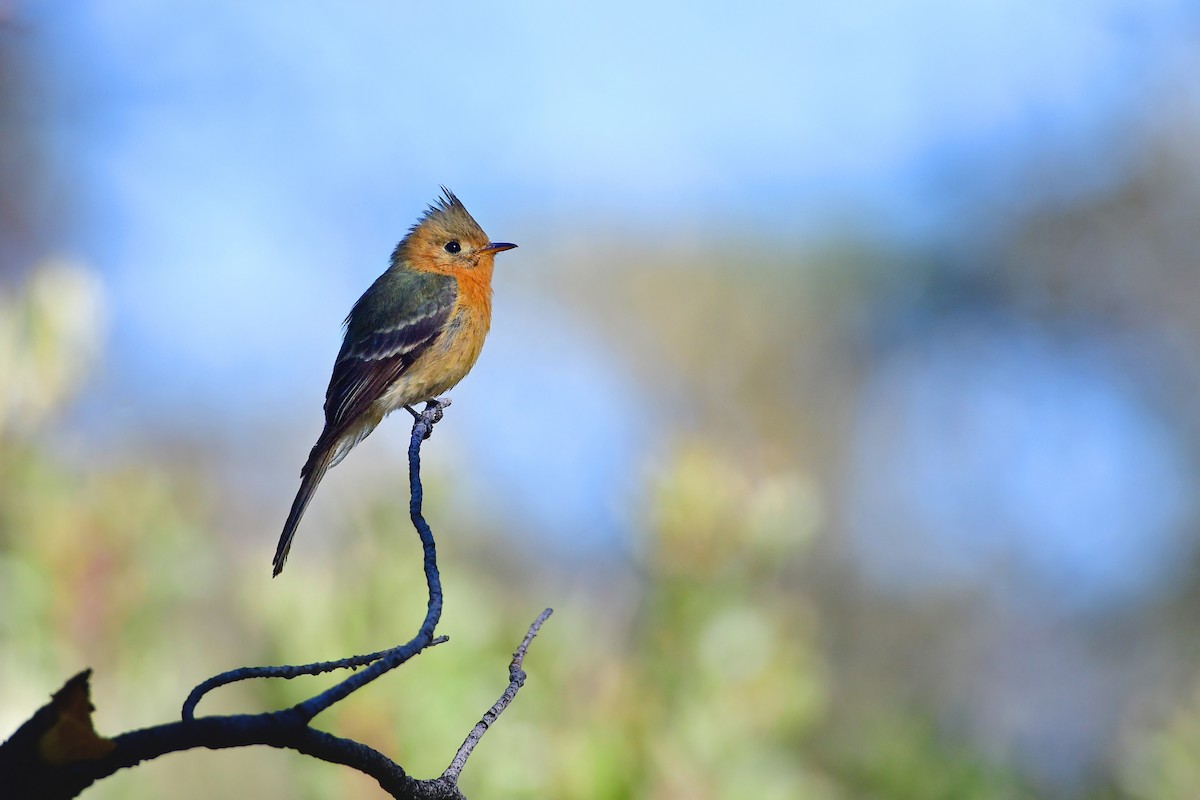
0 264 1063 799
1122 680 1200 800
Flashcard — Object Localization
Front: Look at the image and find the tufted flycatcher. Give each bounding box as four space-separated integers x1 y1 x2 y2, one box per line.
271 188 515 576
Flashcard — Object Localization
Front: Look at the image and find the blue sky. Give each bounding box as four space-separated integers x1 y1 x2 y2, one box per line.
45 0 1197 237
23 0 1200 560
30 0 1193 401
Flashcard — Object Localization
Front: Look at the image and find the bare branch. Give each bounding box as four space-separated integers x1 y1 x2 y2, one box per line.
3 396 553 798
182 399 452 723
442 607 555 783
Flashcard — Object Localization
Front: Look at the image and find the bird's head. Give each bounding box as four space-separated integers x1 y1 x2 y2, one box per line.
395 187 516 275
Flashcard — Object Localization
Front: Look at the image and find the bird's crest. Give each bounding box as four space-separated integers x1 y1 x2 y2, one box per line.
408 187 483 239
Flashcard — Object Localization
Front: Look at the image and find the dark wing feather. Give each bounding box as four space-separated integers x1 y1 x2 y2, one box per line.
322 274 457 441
274 270 456 576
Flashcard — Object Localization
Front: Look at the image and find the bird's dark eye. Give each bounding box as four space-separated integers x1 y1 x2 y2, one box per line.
444 240 461 254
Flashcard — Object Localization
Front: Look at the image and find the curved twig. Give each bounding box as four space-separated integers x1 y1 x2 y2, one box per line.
182 399 451 722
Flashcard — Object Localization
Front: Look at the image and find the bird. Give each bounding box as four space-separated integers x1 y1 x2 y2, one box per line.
271 188 515 576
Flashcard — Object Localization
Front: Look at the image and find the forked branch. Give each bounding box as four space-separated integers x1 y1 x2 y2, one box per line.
0 400 552 799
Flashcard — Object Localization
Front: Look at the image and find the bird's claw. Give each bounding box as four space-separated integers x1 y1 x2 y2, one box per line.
415 397 451 440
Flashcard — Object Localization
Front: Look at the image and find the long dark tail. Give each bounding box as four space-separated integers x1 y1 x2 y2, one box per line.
272 437 337 577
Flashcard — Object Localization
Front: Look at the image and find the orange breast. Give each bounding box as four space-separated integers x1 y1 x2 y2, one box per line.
374 264 493 413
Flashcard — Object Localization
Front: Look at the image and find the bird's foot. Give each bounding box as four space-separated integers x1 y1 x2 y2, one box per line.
413 397 451 440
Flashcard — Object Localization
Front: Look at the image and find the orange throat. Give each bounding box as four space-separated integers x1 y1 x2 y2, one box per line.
454 260 494 327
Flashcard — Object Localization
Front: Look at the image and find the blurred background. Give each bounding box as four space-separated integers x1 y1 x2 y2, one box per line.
3 1 1200 797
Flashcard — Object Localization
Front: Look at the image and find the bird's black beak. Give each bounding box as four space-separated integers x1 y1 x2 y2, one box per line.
479 242 517 255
